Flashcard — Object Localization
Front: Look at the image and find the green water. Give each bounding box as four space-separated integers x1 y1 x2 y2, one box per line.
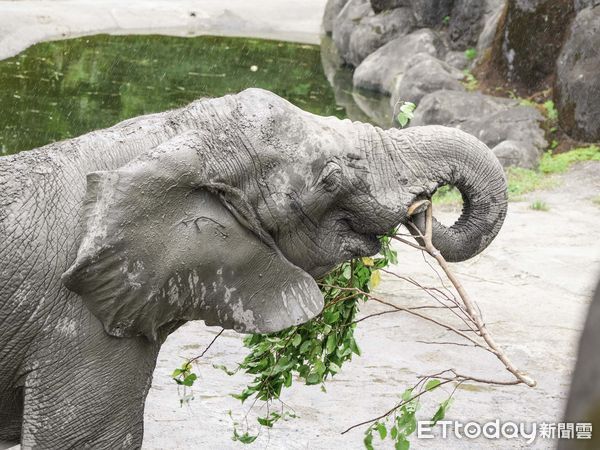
0 35 345 155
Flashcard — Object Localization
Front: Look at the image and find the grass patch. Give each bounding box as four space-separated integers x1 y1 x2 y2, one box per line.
539 145 600 174
592 196 600 207
432 185 462 206
529 200 549 211
462 70 478 91
506 167 556 199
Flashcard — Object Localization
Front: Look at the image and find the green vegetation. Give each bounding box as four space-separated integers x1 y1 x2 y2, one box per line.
179 234 456 448
464 48 477 61
176 235 401 441
364 382 451 450
442 15 450 26
507 146 599 198
505 167 555 199
539 145 600 174
529 200 549 211
462 69 478 91
592 196 600 206
395 101 416 128
543 100 558 122
518 98 536 107
0 35 343 154
432 184 463 206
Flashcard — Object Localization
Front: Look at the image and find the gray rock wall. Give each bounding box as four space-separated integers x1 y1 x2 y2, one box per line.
556 6 600 142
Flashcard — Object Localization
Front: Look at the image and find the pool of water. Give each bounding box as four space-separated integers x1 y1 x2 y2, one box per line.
0 34 346 155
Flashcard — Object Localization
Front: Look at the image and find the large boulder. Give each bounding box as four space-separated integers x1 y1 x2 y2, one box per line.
575 0 600 11
444 50 470 69
321 36 391 127
412 89 513 124
390 53 465 105
332 0 373 65
323 0 350 34
352 90 395 127
347 7 415 66
488 0 575 90
411 90 547 168
448 0 485 50
491 140 539 169
370 0 410 13
556 6 600 142
353 29 442 94
412 0 454 27
476 0 505 56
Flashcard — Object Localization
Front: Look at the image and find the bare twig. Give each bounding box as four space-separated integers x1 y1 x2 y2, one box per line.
188 328 224 365
415 204 535 387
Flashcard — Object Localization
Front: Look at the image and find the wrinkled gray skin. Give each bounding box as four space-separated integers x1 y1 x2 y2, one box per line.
559 277 600 450
0 88 507 448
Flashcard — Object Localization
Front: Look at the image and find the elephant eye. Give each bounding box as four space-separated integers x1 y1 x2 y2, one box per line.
320 161 342 193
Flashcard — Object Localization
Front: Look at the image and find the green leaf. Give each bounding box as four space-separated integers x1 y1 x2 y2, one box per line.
395 436 410 450
314 359 326 375
399 413 417 436
233 429 258 444
326 334 337 354
306 372 321 385
425 379 441 391
257 414 280 428
464 48 477 61
364 430 374 450
272 356 291 374
299 340 312 354
397 114 409 127
182 373 197 387
376 422 387 440
401 388 413 401
328 362 341 374
292 333 302 347
212 364 237 376
298 364 310 378
283 371 293 388
323 309 340 324
342 264 352 279
432 398 453 425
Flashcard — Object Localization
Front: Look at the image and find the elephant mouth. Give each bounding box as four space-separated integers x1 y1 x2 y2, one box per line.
340 219 382 259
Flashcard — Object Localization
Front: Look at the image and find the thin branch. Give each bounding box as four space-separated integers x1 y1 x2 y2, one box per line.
415 340 476 347
353 305 455 325
188 328 224 365
341 378 456 434
416 205 536 387
342 369 524 434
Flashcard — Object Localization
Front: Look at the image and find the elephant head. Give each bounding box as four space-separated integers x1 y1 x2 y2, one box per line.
62 88 507 340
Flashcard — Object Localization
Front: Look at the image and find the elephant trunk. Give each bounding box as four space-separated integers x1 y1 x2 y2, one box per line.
378 125 508 262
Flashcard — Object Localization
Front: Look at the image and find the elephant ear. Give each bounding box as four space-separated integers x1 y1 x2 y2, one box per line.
62 134 323 340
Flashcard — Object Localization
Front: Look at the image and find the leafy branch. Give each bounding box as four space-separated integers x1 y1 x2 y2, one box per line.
172 201 535 448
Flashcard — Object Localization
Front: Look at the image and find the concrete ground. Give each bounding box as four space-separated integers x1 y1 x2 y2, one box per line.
0 0 327 60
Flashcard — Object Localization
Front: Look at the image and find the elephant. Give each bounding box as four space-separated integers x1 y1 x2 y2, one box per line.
0 88 508 448
559 277 600 450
